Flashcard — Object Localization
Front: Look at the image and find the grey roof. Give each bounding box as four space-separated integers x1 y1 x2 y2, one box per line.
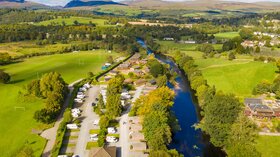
244 98 263 105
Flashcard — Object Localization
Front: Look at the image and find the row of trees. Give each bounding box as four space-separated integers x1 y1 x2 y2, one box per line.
173 51 260 156
25 72 68 123
130 87 181 156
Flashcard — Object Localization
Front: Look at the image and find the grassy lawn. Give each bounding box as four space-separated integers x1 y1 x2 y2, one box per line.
86 142 98 150
0 50 122 157
107 134 120 138
35 16 109 26
214 31 240 39
89 129 100 134
256 135 280 157
157 41 223 52
195 58 277 97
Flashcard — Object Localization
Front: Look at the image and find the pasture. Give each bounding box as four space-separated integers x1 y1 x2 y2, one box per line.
35 16 109 26
256 135 280 157
195 58 277 97
214 31 240 39
157 41 223 52
0 50 122 157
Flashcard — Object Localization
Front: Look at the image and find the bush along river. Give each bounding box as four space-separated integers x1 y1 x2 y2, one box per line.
137 38 224 157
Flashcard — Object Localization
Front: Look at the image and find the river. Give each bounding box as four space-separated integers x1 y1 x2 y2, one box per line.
136 38 224 157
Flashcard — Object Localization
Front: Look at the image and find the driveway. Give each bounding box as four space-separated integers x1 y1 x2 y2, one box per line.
74 86 101 157
41 79 83 157
118 85 144 157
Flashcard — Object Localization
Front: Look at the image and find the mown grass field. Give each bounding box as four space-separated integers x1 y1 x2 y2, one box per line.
195 58 277 97
35 16 109 26
214 32 240 39
0 50 122 157
256 135 280 157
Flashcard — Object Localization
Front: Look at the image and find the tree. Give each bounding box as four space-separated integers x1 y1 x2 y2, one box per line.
97 94 105 109
156 75 167 87
235 44 245 54
87 72 94 78
228 52 236 61
0 70 11 84
276 59 280 72
200 93 242 147
26 79 41 97
0 53 11 65
239 28 253 40
40 72 67 98
148 59 165 78
99 115 110 129
73 20 79 26
255 46 260 53
107 55 114 64
252 80 272 95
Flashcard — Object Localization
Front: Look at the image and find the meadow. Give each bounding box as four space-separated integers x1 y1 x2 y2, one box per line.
35 16 109 26
214 31 240 39
256 135 280 157
0 50 122 157
157 41 223 52
0 41 72 57
195 58 277 97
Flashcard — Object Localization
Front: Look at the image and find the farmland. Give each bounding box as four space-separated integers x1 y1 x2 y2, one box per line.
34 16 109 26
214 31 240 39
0 50 122 157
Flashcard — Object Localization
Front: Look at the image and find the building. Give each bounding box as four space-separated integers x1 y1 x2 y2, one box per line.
129 132 145 141
163 37 174 41
130 142 147 151
89 147 116 157
244 98 263 106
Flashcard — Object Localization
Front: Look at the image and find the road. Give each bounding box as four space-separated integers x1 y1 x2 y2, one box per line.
41 79 83 157
118 85 144 157
74 86 100 157
259 132 280 136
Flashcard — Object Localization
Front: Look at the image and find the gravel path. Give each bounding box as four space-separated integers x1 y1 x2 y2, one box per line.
41 79 83 157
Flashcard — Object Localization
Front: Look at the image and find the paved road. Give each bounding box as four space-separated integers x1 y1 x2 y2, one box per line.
41 79 83 157
118 85 144 157
74 86 100 157
259 132 280 136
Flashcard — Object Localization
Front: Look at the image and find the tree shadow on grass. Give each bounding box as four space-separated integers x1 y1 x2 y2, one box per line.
9 79 25 84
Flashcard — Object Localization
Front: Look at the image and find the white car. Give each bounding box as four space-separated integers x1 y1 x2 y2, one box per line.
106 136 118 143
67 124 78 130
74 99 83 103
76 94 85 99
93 120 100 125
72 113 79 118
90 134 98 141
107 127 117 134
57 155 68 157
71 108 81 113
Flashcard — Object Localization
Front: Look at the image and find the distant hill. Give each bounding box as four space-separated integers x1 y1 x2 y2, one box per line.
64 0 124 8
0 0 48 8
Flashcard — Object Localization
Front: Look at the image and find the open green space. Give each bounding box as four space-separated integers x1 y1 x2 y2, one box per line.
86 142 98 150
89 129 100 134
35 16 109 26
0 41 73 57
214 32 240 39
0 50 122 157
157 41 223 52
256 135 280 157
195 58 277 97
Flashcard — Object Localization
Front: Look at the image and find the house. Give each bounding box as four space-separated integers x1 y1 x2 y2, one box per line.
104 76 112 82
129 132 145 141
130 142 147 151
117 63 131 70
109 70 119 76
149 79 157 85
241 40 254 47
129 124 143 132
134 79 146 86
248 104 274 118
89 147 116 157
273 108 280 117
124 78 134 84
129 117 141 124
163 37 174 41
134 69 144 76
244 98 263 106
183 40 196 44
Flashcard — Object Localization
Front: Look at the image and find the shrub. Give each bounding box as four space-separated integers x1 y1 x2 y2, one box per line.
0 70 11 84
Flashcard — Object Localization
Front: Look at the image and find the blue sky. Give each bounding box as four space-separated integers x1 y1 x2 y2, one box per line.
26 0 280 6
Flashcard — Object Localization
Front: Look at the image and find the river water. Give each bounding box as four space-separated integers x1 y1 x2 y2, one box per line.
136 38 223 157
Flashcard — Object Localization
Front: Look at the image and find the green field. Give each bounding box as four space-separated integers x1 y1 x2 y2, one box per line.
157 41 223 52
256 135 280 157
195 58 277 97
35 16 109 26
214 32 240 39
0 50 122 157
0 41 73 57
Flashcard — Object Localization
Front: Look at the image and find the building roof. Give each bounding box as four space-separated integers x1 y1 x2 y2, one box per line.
129 124 143 132
89 147 116 157
129 132 145 141
244 98 263 105
130 142 147 151
249 104 273 113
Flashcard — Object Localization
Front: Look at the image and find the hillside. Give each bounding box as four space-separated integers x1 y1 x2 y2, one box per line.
0 0 47 8
64 0 124 8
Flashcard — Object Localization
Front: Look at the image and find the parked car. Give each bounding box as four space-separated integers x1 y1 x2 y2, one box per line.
107 127 117 134
58 155 68 157
67 124 78 130
93 120 99 125
90 134 98 141
106 136 118 143
76 94 85 99
74 98 83 103
92 102 96 107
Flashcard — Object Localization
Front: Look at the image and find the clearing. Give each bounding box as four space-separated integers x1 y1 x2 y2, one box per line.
214 31 240 39
256 135 280 157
